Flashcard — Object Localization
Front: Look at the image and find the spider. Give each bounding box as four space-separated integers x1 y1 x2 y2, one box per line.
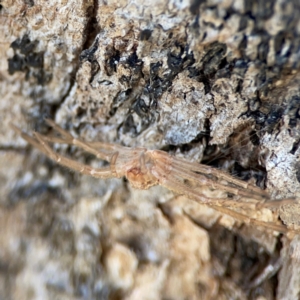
12 118 296 234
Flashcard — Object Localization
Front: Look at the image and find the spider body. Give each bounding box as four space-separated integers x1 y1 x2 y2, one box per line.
12 119 297 234
116 148 162 190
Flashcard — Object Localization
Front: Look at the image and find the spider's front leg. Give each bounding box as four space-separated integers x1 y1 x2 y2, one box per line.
36 131 119 178
12 123 118 179
43 118 118 162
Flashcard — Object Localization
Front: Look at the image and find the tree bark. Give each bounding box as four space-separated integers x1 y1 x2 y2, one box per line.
1 0 300 299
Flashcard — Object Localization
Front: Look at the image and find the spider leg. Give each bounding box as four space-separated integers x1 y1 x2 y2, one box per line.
12 122 115 162
42 134 115 162
153 164 231 204
154 158 266 203
44 118 73 139
175 165 264 201
210 205 290 233
256 198 298 210
172 157 269 198
155 167 238 205
11 124 47 153
44 119 118 150
170 160 297 209
153 164 292 233
39 135 121 160
40 134 117 151
32 132 115 178
44 118 122 161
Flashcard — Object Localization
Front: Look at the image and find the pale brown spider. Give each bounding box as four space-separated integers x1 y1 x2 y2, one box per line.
12 119 296 234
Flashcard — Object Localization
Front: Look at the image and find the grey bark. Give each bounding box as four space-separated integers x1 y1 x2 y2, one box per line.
1 0 300 299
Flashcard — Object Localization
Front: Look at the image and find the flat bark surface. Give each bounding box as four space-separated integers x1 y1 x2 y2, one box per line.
1 0 300 299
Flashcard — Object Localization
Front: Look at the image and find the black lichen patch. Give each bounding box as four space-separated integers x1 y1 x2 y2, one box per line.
236 4 297 69
249 130 260 146
295 162 300 183
148 61 163 101
133 97 156 130
139 29 152 41
117 92 157 137
290 139 300 155
245 104 284 134
104 47 121 76
167 44 195 76
111 89 132 108
264 107 284 130
245 110 267 126
80 36 101 84
80 36 149 131
24 0 35 7
247 93 300 135
8 54 26 74
33 68 52 85
8 34 51 85
189 0 205 15
188 67 211 94
145 44 195 105
121 115 137 135
132 97 150 119
121 41 232 135
26 51 43 68
187 42 229 94
123 51 143 84
10 34 37 54
201 42 227 76
256 29 270 63
286 95 300 128
80 35 100 63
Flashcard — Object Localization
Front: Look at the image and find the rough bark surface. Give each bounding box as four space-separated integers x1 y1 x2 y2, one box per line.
1 0 300 299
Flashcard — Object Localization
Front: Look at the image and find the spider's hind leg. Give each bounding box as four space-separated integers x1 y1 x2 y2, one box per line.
172 157 269 199
210 204 290 234
33 132 114 178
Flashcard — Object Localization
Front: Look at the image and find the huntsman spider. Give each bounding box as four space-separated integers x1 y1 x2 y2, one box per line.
12 119 296 234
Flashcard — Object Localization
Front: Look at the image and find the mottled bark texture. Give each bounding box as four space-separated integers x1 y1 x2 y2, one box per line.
1 0 300 299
